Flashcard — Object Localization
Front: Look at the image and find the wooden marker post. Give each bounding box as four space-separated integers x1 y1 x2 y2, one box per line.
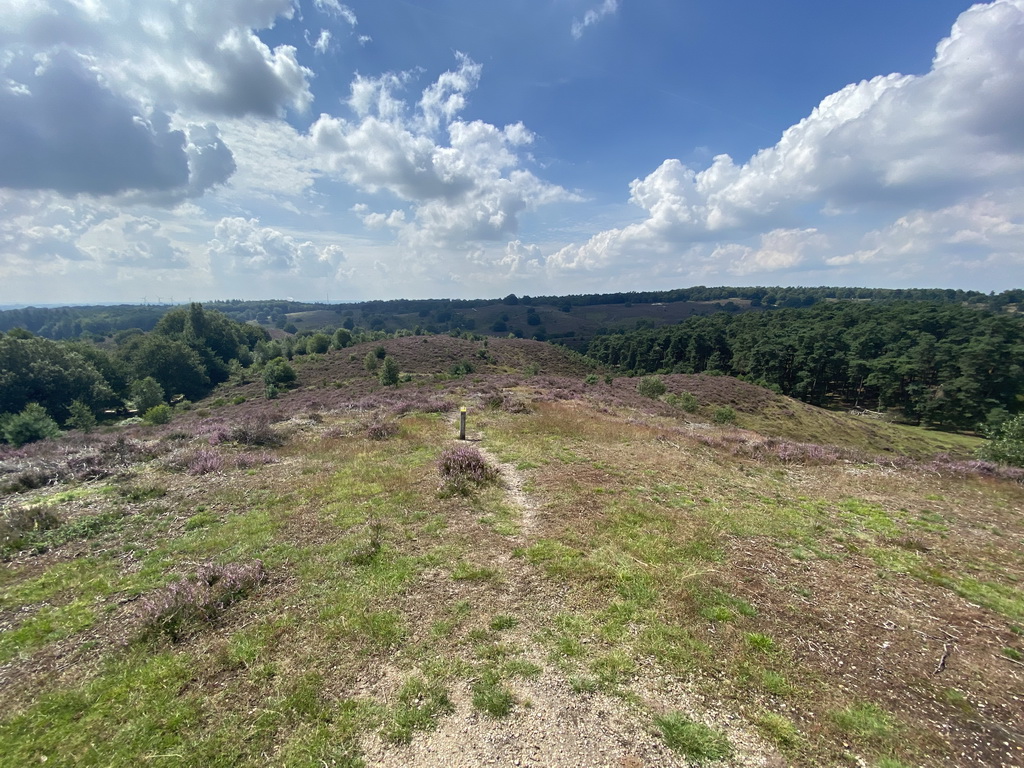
459 406 467 440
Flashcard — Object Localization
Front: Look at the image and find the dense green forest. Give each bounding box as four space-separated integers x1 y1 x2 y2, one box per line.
586 301 1023 429
3 287 1021 341
0 305 268 442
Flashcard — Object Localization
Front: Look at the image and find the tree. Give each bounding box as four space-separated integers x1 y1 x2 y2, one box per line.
978 413 1024 467
130 377 165 414
262 359 296 389
3 403 60 446
308 333 331 354
66 400 97 433
378 356 400 386
332 328 352 349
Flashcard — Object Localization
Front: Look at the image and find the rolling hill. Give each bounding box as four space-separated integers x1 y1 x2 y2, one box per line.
0 338 1020 768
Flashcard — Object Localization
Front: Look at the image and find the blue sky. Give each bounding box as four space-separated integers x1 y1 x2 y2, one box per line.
1 0 1022 304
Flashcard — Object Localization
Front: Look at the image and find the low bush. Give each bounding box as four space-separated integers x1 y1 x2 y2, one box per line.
143 404 173 425
712 406 737 425
186 449 224 475
138 560 268 641
1 505 61 554
637 376 667 399
230 417 282 447
367 421 400 441
438 444 498 496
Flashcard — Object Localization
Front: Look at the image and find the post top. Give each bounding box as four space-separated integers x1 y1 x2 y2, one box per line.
460 406 467 412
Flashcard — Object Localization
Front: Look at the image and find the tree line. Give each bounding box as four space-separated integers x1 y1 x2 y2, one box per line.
5 287 1022 342
0 304 268 441
585 301 1024 429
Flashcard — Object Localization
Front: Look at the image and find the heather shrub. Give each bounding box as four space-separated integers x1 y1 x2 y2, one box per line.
186 449 224 475
637 376 667 399
1 505 61 553
138 560 267 641
230 417 283 447
234 452 278 469
438 444 498 496
367 420 400 441
3 403 61 447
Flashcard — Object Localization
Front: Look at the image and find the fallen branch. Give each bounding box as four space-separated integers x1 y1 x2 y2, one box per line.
933 642 952 675
999 654 1024 669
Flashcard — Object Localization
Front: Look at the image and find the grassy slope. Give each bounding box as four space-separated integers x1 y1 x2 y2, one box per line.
0 338 1019 768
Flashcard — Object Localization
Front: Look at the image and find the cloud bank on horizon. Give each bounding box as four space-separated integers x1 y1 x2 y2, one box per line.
0 0 1022 304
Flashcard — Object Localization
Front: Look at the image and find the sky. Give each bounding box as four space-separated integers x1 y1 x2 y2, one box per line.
1 0 1023 305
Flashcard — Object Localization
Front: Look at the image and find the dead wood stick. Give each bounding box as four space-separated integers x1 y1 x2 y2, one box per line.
933 643 952 675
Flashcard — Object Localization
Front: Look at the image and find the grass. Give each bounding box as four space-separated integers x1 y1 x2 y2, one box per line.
1 357 1021 767
654 712 732 761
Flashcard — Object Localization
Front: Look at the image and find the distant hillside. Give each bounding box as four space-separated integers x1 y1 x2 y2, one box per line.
2 286 1018 342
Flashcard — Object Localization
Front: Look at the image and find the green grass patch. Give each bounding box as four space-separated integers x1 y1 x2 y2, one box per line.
654 712 732 762
471 673 516 718
832 702 898 744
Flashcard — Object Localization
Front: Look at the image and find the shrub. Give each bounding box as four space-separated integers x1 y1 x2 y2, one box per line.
438 444 498 495
379 356 400 386
332 328 352 349
978 413 1024 467
307 333 331 354
263 359 296 389
449 360 474 376
584 374 599 385
364 351 379 372
143 403 173 425
1 505 61 553
637 376 667 399
138 560 267 641
666 391 699 412
234 452 277 469
230 417 282 447
367 421 400 441
3 403 61 447
65 399 97 433
186 449 224 475
712 406 737 425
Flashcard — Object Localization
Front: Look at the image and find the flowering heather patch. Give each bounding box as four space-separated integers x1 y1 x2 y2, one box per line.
230 417 283 447
186 449 225 475
234 451 278 469
138 560 267 641
691 432 861 465
924 454 1024 483
438 444 499 495
366 421 400 441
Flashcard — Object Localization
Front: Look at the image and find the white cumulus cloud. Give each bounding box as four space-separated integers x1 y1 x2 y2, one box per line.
310 54 578 252
208 217 346 275
551 0 1024 279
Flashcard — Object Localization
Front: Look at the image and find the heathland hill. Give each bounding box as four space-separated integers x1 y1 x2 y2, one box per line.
1 336 1021 768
